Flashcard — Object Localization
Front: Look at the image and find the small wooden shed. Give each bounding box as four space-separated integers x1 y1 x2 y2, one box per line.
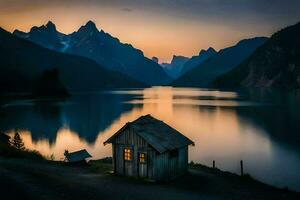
64 149 92 164
104 115 194 181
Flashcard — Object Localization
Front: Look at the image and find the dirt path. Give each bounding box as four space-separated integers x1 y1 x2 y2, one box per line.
0 159 298 200
0 159 218 200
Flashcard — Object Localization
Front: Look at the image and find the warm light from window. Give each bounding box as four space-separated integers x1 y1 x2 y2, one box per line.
139 153 146 163
124 148 131 161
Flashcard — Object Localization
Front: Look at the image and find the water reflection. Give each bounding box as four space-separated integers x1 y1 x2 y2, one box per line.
1 87 300 191
1 92 135 143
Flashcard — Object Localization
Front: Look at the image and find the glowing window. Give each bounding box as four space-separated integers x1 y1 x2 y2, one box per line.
124 148 131 161
139 153 146 163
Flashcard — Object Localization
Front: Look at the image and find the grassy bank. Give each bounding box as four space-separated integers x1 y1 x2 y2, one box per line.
88 159 299 197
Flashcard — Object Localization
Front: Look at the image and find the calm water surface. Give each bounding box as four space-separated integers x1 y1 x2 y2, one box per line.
1 87 300 191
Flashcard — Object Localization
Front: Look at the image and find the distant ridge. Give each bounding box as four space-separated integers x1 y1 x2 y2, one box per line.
181 47 217 75
161 55 190 78
172 37 267 87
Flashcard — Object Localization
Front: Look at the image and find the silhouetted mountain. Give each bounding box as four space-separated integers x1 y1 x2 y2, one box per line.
14 21 170 85
0 27 145 94
214 22 300 88
172 37 267 87
161 55 190 78
181 47 216 74
14 21 65 51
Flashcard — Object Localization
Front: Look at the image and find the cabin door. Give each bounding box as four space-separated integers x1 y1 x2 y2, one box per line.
123 147 133 176
138 152 147 178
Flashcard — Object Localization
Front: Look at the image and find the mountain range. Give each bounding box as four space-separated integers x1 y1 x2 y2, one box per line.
172 37 268 87
161 55 190 78
2 20 300 92
181 47 217 75
214 22 300 88
13 21 170 85
0 27 144 94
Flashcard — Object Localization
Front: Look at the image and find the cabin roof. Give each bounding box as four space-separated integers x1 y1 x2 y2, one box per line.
65 149 92 163
104 115 194 153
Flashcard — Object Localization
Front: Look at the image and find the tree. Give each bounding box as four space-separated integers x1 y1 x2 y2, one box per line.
64 150 69 162
12 132 25 150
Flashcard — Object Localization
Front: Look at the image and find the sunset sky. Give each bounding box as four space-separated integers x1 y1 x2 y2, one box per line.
0 0 299 63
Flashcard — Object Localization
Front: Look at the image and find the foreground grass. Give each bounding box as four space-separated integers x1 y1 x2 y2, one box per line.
88 158 113 173
189 162 294 191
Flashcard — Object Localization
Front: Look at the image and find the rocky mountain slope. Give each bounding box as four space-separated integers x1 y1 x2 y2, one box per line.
214 22 300 88
14 21 170 85
0 27 145 94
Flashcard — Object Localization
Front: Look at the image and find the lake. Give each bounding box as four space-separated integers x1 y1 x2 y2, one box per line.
1 87 300 191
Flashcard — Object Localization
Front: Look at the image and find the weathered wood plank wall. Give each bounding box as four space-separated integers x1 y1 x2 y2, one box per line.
114 127 148 176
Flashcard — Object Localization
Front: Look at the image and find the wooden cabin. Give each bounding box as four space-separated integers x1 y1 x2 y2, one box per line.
64 149 92 165
104 115 194 181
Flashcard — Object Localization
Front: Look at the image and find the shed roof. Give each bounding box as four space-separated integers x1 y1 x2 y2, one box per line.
104 115 194 153
65 149 92 163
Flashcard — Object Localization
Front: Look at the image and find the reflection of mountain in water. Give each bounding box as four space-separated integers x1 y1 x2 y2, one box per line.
63 93 137 143
0 101 62 143
0 92 137 143
235 89 300 151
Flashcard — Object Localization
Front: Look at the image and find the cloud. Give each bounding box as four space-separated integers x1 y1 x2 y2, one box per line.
121 8 133 12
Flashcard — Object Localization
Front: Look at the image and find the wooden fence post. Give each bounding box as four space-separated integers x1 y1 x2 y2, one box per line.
240 160 244 176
